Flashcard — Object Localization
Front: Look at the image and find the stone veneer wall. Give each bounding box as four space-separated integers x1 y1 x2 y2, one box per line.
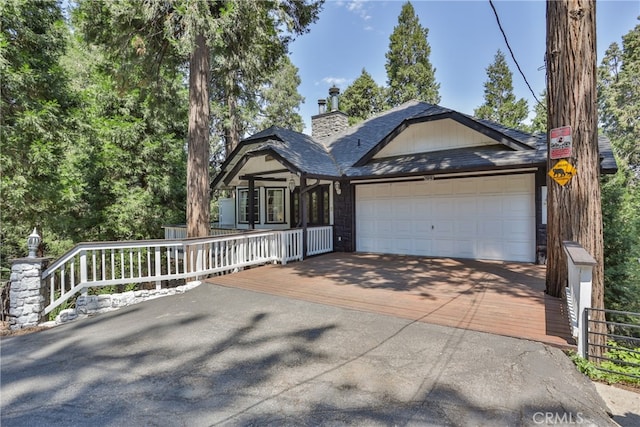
9 256 201 328
311 111 349 140
52 281 202 325
9 258 48 330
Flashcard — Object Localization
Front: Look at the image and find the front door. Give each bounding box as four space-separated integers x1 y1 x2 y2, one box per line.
290 185 330 227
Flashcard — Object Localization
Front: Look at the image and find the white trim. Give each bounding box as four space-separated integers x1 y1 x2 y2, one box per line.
352 168 538 184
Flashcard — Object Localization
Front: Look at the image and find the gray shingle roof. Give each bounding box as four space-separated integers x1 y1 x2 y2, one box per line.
212 103 617 187
346 145 545 178
244 130 341 177
324 102 447 171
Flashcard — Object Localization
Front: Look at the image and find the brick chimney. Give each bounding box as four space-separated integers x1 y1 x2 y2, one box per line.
311 86 348 140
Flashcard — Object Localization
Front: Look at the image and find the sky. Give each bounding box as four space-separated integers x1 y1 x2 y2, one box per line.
288 0 640 134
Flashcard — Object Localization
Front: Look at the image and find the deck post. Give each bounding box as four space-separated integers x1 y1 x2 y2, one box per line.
9 257 49 330
300 174 308 259
563 241 596 359
248 178 255 230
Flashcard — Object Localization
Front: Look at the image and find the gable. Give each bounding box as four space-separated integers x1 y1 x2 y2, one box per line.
372 118 509 159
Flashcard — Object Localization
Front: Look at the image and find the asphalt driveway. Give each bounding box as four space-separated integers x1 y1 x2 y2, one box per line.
1 283 615 426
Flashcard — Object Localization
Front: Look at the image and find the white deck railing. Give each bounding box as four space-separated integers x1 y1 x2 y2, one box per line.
306 226 334 256
563 240 597 358
42 227 332 316
163 225 240 240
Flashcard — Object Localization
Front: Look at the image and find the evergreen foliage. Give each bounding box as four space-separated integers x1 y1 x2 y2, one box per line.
0 0 315 278
385 1 440 106
529 90 547 135
73 0 321 237
64 31 189 241
1 0 77 266
598 21 640 313
474 50 529 129
258 56 306 133
340 69 386 125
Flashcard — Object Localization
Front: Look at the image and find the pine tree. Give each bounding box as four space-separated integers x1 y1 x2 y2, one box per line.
74 0 321 237
598 22 640 314
474 50 529 129
598 25 640 168
63 29 189 242
0 0 76 274
385 1 440 107
529 90 547 134
257 56 305 133
340 68 386 125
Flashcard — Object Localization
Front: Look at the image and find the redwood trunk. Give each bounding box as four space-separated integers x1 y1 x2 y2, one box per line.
224 79 241 157
187 34 211 238
546 0 605 357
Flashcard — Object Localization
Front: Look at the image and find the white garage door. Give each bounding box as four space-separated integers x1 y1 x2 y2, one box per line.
355 175 535 262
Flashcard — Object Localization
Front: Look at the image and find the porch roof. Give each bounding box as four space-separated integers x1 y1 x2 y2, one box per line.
244 137 341 178
212 126 341 188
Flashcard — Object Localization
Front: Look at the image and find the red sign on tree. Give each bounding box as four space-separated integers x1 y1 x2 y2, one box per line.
549 126 572 159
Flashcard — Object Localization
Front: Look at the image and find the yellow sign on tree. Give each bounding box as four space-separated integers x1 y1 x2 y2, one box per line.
549 159 577 186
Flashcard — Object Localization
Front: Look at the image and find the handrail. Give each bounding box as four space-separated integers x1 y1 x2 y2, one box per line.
44 230 267 276
41 227 333 316
563 240 596 358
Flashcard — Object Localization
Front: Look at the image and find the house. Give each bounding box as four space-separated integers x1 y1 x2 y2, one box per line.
211 88 617 264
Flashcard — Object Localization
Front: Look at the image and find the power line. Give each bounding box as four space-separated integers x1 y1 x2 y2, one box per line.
488 0 542 106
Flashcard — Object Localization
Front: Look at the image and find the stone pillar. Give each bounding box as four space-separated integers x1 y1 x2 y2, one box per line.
9 258 49 330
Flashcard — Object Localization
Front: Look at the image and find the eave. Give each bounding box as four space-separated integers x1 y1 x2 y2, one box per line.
353 111 535 167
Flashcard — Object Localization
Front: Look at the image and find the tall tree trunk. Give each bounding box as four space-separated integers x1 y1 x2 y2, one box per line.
546 0 605 358
187 34 211 238
224 78 241 157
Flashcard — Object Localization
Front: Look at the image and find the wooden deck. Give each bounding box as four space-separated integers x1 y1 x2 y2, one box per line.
205 252 574 348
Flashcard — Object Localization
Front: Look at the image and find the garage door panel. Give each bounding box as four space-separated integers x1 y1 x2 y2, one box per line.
393 238 413 254
393 182 413 197
456 221 477 236
394 200 413 220
375 184 393 198
432 199 454 218
454 179 477 194
394 220 412 235
413 238 432 255
504 174 532 192
504 241 532 260
414 182 432 196
413 200 431 221
453 240 475 258
479 177 502 193
456 199 477 215
433 239 455 257
432 220 454 236
479 197 502 217
432 181 453 195
504 195 533 213
477 240 505 259
503 219 533 240
356 175 535 262
479 220 503 238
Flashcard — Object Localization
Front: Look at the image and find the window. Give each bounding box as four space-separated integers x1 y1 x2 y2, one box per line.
290 185 330 226
266 188 285 223
238 188 260 223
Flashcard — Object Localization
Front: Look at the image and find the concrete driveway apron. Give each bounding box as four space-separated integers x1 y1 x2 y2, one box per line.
1 283 615 426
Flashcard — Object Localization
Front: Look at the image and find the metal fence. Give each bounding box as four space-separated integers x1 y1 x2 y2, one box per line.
585 307 640 381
